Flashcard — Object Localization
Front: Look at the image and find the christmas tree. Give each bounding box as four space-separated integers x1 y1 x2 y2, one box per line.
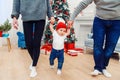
44 0 77 44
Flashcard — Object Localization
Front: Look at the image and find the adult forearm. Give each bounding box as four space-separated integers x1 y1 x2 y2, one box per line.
11 0 20 19
47 0 54 18
70 0 93 21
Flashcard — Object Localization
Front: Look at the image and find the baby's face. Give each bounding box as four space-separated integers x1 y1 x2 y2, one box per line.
57 28 66 36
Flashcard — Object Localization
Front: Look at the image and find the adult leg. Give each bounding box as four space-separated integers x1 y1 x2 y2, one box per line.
103 20 120 69
23 21 34 60
93 17 106 72
32 20 45 66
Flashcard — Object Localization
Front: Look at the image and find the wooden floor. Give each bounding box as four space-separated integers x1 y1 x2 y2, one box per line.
0 45 120 80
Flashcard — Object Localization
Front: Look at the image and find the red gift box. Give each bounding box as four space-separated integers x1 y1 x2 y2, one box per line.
71 48 84 53
67 43 75 49
41 43 52 55
67 52 78 56
64 42 75 49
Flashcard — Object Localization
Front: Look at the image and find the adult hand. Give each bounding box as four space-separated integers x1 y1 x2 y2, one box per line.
12 17 18 30
50 17 55 24
67 20 74 28
50 0 53 5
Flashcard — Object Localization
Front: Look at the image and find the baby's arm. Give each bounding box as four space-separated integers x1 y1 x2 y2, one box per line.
49 23 54 33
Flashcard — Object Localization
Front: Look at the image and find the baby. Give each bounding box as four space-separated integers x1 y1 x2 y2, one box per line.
49 20 70 75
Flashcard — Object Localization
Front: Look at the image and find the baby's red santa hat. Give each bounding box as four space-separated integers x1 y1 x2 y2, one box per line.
56 19 67 30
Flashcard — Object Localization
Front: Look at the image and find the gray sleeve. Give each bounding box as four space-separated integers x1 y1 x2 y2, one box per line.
46 0 54 19
70 0 93 21
11 0 20 19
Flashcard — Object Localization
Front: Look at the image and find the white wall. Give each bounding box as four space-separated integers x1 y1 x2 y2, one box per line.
0 0 13 24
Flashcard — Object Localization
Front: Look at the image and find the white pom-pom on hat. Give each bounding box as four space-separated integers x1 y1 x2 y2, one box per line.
58 18 65 24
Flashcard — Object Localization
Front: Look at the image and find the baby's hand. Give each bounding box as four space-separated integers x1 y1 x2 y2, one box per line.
50 17 55 24
67 20 74 28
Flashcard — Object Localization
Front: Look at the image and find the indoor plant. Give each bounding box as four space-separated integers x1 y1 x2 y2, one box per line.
0 19 12 37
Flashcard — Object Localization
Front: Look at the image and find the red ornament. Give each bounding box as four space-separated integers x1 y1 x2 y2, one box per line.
56 1 60 4
50 36 53 39
72 30 74 33
62 0 66 3
55 6 58 10
56 11 59 14
67 35 70 38
64 11 69 15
